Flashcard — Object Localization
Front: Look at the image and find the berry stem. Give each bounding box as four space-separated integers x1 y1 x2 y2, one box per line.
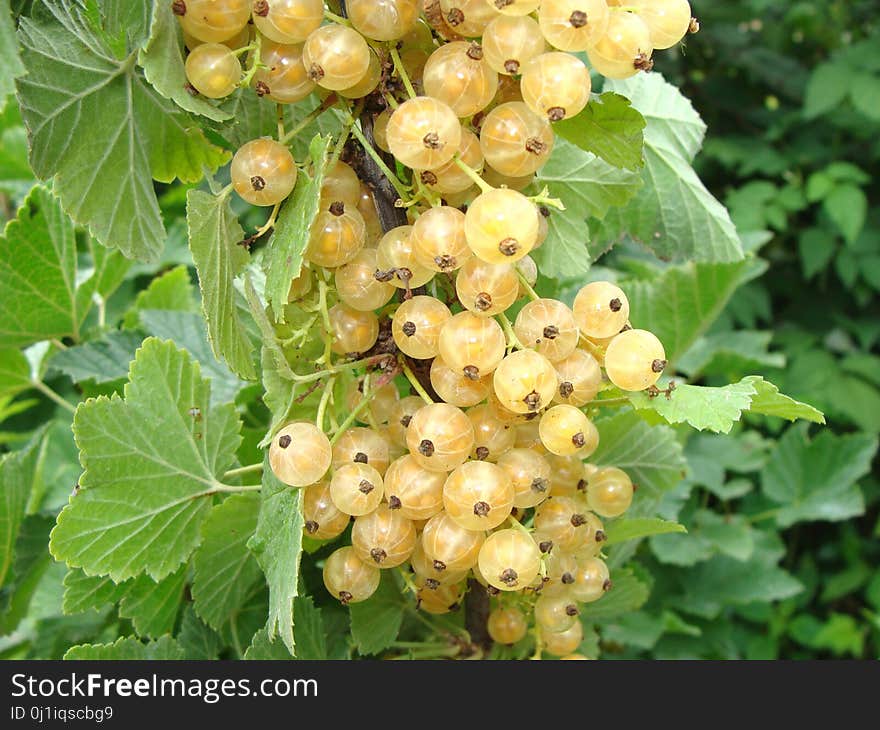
328 100 362 168
252 201 281 239
516 269 540 302
323 9 351 26
593 396 630 407
33 381 76 414
211 483 262 494
315 375 336 430
329 374 376 445
291 354 392 384
400 360 434 404
223 463 264 480
389 44 417 100
452 155 493 194
506 514 532 535
280 95 339 145
348 120 411 201
238 32 263 89
528 186 565 211
316 278 334 365
497 312 525 352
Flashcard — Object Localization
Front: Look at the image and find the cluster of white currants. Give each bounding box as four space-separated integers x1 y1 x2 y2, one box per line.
176 0 689 656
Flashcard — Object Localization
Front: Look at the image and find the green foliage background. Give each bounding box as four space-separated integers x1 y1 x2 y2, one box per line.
0 1 876 660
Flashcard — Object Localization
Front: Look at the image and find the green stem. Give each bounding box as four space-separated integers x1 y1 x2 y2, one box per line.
497 312 525 351
292 355 388 384
400 360 433 404
212 483 262 494
328 101 362 167
516 269 540 302
593 397 630 407
223 463 264 480
316 375 336 430
324 9 351 25
281 95 338 145
238 32 263 89
528 186 566 211
329 375 375 446
33 381 76 414
349 121 411 200
453 155 493 193
389 44 417 99
316 279 333 365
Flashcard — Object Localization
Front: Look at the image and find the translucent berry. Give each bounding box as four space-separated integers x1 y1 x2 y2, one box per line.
553 349 602 406
520 51 591 121
391 295 452 359
253 0 323 44
411 206 471 273
421 511 486 573
537 0 610 52
185 43 241 99
268 422 331 486
455 258 520 317
252 40 315 104
303 480 350 540
431 357 491 408
493 349 558 414
604 329 666 392
514 298 578 362
438 311 506 380
176 0 251 43
497 447 551 508
376 225 435 289
479 101 555 177
539 405 599 457
327 303 378 355
482 14 546 76
335 249 395 311
386 96 462 170
302 25 371 91
487 606 528 644
406 403 475 473
468 404 516 462
323 546 380 604
352 503 417 568
305 203 366 268
587 9 654 80
231 138 297 206
464 188 539 264
572 281 630 338
383 454 447 520
586 466 633 517
329 462 385 516
423 41 499 118
347 0 420 41
478 528 540 591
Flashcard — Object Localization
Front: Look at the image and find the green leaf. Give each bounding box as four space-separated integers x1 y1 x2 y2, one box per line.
803 63 851 119
578 567 650 620
677 532 803 618
178 606 223 659
534 137 642 278
0 429 43 587
118 565 187 639
621 261 750 364
591 411 686 568
0 514 53 634
50 338 242 581
0 347 30 399
192 493 262 631
187 189 257 380
292 596 327 660
789 613 864 657
678 330 785 379
760 426 877 527
849 73 880 121
244 627 294 659
139 0 231 122
62 569 126 615
349 572 404 655
592 411 686 506
823 184 867 245
603 518 686 546
629 376 825 433
598 74 743 263
64 635 185 660
0 0 25 110
651 510 755 566
49 330 144 384
16 1 228 262
264 134 331 318
123 265 197 328
553 92 646 171
0 186 93 347
139 310 246 407
248 455 304 655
